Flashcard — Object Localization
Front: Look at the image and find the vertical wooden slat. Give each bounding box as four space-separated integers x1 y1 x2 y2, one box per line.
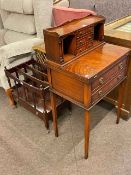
15 71 19 79
40 86 49 129
14 80 19 101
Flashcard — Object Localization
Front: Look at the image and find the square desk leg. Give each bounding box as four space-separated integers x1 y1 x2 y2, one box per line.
50 92 58 137
116 79 127 124
84 110 90 159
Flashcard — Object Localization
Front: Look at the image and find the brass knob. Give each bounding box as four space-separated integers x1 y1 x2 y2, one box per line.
119 63 123 70
98 90 103 97
117 75 122 80
60 57 64 63
99 77 104 85
79 31 83 35
79 41 83 46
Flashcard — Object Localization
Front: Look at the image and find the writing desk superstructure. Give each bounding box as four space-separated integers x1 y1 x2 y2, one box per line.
44 15 130 159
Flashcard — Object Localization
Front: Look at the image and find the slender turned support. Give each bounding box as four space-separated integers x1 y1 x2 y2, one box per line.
116 80 126 124
84 110 90 159
5 88 15 106
50 92 58 137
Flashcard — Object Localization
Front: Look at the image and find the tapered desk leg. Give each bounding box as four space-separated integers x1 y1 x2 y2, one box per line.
116 80 126 124
84 110 90 159
50 92 58 137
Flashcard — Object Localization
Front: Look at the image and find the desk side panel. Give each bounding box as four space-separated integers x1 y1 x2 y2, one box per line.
106 55 131 113
51 70 85 104
104 19 131 115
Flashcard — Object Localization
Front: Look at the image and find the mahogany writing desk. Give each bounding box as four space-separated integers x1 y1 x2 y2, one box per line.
44 16 130 159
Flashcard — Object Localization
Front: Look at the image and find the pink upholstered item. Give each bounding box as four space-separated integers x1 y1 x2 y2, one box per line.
53 7 97 26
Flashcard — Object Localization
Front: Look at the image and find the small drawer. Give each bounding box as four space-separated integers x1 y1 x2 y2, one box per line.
87 40 93 48
92 71 126 104
76 28 87 38
77 37 87 48
86 26 94 33
92 59 127 91
76 45 87 55
76 26 94 39
86 31 94 39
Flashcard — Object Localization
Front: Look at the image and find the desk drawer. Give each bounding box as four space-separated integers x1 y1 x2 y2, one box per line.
76 26 94 39
76 45 87 54
76 37 87 48
76 36 93 49
92 70 126 104
92 59 127 91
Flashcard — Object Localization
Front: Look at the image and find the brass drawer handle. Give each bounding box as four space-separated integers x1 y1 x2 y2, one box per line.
79 41 83 45
99 77 104 85
98 90 103 97
79 32 82 35
117 75 122 80
119 63 123 70
88 36 92 39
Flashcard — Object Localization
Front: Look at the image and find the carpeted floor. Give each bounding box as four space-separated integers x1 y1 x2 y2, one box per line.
0 87 131 175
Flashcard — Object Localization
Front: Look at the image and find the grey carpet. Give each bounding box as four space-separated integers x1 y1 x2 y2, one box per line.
0 87 131 175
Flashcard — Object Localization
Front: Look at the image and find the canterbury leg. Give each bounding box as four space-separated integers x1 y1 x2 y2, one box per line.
5 88 15 106
84 110 90 159
116 80 126 124
50 92 58 137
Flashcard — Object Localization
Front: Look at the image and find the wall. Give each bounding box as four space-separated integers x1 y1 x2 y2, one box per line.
70 0 131 23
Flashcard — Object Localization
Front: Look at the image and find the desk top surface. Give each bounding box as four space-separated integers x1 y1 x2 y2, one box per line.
62 43 130 79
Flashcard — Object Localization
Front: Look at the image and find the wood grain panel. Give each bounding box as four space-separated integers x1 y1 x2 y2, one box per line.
51 70 85 103
104 16 131 114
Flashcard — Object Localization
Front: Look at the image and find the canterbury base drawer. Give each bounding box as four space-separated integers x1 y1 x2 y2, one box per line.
91 71 126 104
92 59 127 92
